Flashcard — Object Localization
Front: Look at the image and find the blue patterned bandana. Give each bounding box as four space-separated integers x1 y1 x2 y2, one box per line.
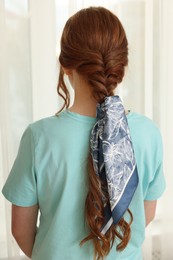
90 95 139 235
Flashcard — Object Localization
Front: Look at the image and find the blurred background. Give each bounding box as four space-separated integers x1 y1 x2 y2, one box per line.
0 0 173 259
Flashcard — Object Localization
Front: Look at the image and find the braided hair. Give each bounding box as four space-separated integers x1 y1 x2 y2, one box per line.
57 7 131 259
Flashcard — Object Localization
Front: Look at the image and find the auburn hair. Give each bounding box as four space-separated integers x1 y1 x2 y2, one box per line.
57 7 132 259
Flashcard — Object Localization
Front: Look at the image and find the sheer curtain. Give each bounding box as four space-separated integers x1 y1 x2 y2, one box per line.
0 0 57 258
0 1 32 258
0 0 173 259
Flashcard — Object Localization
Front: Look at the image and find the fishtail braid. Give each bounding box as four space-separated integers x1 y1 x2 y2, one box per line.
57 7 131 260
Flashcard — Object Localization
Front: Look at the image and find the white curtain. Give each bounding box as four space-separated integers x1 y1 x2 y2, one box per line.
0 0 32 258
0 0 173 259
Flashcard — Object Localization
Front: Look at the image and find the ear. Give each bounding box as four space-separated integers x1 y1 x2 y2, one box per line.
62 67 72 76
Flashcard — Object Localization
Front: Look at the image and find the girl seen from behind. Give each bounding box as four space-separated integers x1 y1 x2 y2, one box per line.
2 6 165 260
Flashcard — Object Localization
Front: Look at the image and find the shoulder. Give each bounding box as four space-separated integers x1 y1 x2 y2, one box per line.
128 112 163 159
128 112 160 131
128 112 162 140
30 115 57 126
21 116 59 144
28 115 59 134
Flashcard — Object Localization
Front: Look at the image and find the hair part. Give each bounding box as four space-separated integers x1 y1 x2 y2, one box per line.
57 6 132 259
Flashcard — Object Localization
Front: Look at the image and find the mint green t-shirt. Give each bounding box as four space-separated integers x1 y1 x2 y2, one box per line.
2 110 166 260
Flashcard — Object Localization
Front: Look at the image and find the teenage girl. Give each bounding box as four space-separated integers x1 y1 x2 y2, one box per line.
2 7 165 260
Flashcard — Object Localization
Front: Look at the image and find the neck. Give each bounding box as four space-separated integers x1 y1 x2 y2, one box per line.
69 94 130 117
66 70 129 117
69 91 97 118
68 71 98 117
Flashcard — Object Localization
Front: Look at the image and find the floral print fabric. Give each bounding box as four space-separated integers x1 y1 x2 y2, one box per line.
90 95 139 234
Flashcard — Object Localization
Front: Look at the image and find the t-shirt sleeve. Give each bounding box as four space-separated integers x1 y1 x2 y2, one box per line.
144 129 166 201
144 160 166 200
2 125 38 206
